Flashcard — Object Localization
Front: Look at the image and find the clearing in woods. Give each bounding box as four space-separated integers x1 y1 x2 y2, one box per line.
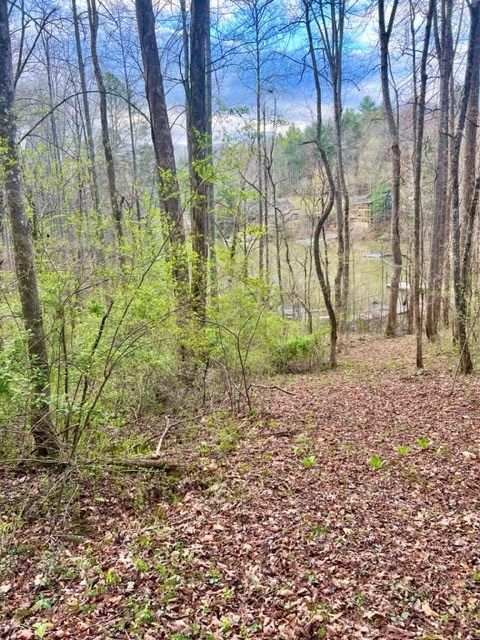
1 335 479 639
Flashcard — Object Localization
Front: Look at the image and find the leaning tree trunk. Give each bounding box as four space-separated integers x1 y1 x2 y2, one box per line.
316 0 350 327
378 0 402 337
305 0 337 367
312 154 338 369
0 0 59 457
135 0 188 291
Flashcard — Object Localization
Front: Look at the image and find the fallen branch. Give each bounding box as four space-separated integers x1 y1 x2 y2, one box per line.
0 456 181 473
0 458 70 471
155 416 172 456
250 383 296 396
102 457 182 472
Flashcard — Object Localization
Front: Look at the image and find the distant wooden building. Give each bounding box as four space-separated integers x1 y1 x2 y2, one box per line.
350 191 392 228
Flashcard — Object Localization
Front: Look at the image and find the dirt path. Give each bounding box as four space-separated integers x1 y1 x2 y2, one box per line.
1 336 480 639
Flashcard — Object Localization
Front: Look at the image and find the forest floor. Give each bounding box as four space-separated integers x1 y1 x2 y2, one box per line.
1 335 480 640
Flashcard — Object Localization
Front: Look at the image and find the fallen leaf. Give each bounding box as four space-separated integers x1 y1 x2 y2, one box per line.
421 601 437 617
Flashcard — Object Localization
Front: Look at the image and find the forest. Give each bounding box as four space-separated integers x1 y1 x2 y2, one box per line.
0 0 480 637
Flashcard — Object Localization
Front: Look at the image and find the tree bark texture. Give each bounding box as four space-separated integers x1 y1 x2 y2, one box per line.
86 0 124 249
451 0 480 374
426 0 453 339
378 0 402 337
135 0 188 290
0 0 59 457
412 0 435 368
305 0 337 367
190 0 209 322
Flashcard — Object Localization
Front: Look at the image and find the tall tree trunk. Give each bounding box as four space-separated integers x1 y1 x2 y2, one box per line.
205 4 217 300
263 103 270 278
72 0 100 214
180 0 193 183
412 0 435 368
117 9 141 221
135 0 188 290
426 0 453 339
265 97 284 313
43 35 62 185
0 0 59 457
337 124 350 326
318 0 349 325
452 0 480 374
378 0 402 337
255 24 264 278
86 0 124 250
442 74 456 328
0 186 6 276
43 33 68 240
462 0 480 250
190 0 209 322
305 0 337 368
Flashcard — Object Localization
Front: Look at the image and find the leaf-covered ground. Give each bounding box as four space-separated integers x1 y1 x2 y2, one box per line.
1 335 480 639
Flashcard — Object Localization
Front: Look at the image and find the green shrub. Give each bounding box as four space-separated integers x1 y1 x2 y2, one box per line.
271 331 328 373
0 207 327 459
0 331 31 456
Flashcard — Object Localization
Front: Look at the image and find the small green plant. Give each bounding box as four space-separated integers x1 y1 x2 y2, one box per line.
368 454 384 469
397 445 409 455
301 455 316 468
222 587 234 600
417 437 430 450
104 567 121 585
221 616 232 631
31 597 53 612
310 601 332 618
435 445 450 457
33 622 53 639
402 466 417 480
134 558 148 574
205 567 222 586
127 596 154 628
310 522 329 538
217 423 239 452
171 629 204 640
353 592 365 607
136 602 153 625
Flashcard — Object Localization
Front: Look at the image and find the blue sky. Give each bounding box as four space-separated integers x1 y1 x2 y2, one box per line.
204 0 382 136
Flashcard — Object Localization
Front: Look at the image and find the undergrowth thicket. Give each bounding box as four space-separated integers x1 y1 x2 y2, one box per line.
0 208 328 460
